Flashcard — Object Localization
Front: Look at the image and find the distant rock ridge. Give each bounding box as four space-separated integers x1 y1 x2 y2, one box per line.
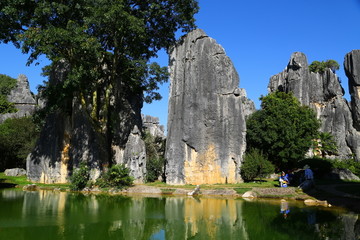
269 51 360 160
142 114 165 139
166 29 254 185
0 74 37 123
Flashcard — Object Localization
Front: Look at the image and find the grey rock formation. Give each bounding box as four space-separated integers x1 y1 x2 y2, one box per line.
142 114 165 138
27 61 108 183
345 50 360 130
27 60 146 183
238 88 256 118
115 125 146 184
326 168 360 181
0 74 36 123
166 29 250 185
4 168 26 176
269 52 360 160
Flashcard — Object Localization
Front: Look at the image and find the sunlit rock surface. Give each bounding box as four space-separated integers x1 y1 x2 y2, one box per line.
0 74 36 123
166 29 252 185
269 52 360 160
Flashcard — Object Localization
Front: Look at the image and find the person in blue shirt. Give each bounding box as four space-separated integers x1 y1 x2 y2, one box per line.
279 171 289 187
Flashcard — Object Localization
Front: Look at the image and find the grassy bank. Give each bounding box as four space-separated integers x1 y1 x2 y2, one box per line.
0 173 70 189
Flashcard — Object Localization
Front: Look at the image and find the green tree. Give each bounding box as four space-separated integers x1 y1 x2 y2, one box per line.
246 91 320 170
0 74 17 114
0 117 39 171
309 60 340 73
0 0 199 109
143 131 165 182
240 148 275 182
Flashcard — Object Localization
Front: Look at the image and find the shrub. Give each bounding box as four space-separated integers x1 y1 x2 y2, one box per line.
329 157 360 177
309 60 340 73
240 149 275 182
96 164 134 189
70 162 90 191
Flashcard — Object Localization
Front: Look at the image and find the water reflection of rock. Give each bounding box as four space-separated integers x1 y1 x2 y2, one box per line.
2 190 360 239
165 197 249 239
1 189 25 200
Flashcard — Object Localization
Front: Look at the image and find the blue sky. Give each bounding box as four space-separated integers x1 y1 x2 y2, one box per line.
1 0 360 132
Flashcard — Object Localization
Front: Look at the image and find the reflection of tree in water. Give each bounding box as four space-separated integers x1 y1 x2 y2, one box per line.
1 191 359 240
273 207 344 240
242 200 347 240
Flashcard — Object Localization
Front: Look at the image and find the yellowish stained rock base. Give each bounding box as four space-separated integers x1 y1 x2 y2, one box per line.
184 143 237 185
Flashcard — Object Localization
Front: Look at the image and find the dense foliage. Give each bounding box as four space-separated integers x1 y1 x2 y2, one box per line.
240 148 275 182
246 91 320 170
96 164 134 189
0 74 17 114
0 0 199 111
70 162 90 191
313 132 338 158
0 117 39 171
143 131 165 182
309 60 340 73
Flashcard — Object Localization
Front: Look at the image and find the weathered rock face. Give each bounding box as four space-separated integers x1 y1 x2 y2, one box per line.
111 79 146 184
166 29 250 185
0 74 36 123
345 50 360 131
27 61 146 183
118 126 146 183
142 114 165 139
27 61 108 183
269 52 360 160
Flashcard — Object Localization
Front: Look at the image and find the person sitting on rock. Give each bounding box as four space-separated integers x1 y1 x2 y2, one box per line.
279 171 289 187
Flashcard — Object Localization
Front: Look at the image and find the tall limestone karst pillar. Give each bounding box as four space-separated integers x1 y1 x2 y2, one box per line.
166 29 251 185
345 50 360 131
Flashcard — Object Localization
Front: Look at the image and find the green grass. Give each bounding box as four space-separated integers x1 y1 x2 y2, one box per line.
160 188 175 194
145 179 278 190
234 188 252 194
0 172 70 188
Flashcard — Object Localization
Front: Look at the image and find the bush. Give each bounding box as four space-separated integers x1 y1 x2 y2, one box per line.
70 162 90 191
240 149 275 182
329 157 360 177
96 164 134 189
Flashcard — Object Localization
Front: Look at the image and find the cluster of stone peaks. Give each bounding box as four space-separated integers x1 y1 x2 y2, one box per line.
3 28 360 185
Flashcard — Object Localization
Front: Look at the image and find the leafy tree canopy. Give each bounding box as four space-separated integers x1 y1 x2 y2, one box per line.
0 116 39 171
246 91 320 170
0 0 199 109
309 60 340 73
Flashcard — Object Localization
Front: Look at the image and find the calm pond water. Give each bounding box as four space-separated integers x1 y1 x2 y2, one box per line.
0 189 359 240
